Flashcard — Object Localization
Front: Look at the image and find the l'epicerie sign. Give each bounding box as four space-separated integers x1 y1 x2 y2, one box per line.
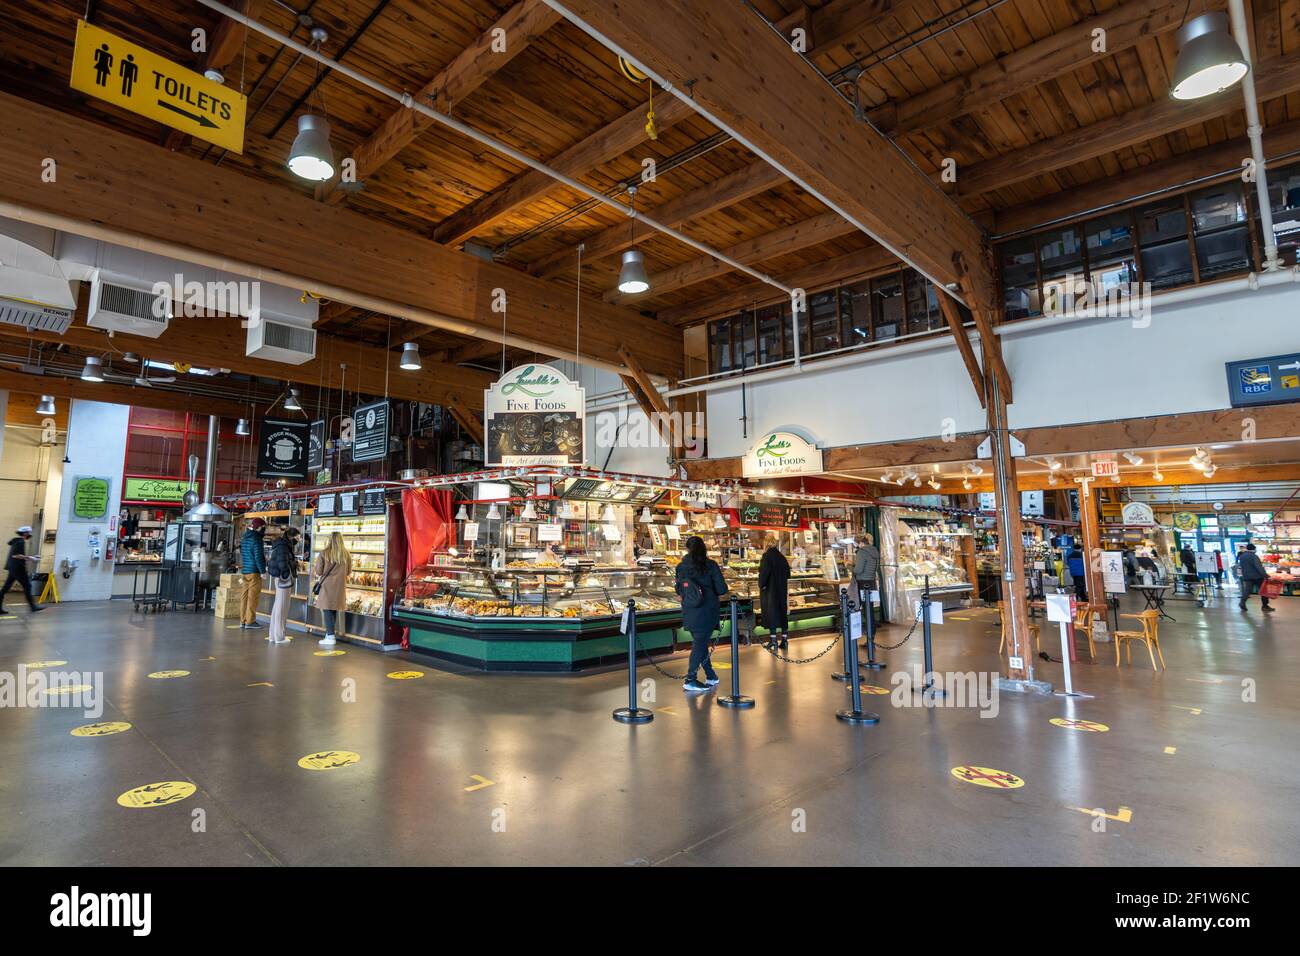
484 364 585 466
742 431 823 478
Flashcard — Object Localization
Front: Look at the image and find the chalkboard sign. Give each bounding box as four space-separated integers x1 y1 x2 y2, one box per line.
738 500 800 529
316 493 337 517
361 489 387 514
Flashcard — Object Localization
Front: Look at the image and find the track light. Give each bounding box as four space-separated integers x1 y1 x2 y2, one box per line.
1123 452 1144 466
1045 456 1062 471
913 477 922 488
283 388 302 412
1170 12 1249 101
880 471 894 484
968 463 984 477
81 356 103 382
962 478 972 490
399 342 422 370
235 418 250 436
1189 448 1211 470
36 395 55 415
1048 473 1059 487
455 503 469 521
617 249 650 295
928 478 941 490
287 114 335 181
1203 464 1218 478
1152 469 1164 482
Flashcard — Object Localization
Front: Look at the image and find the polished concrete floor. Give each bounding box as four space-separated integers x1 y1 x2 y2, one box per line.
0 590 1295 866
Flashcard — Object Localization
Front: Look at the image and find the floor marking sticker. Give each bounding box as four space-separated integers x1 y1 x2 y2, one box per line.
657 706 677 715
1050 717 1110 732
297 750 361 771
117 781 196 808
247 682 274 688
1069 805 1132 823
148 670 190 679
24 660 67 669
225 625 244 630
951 766 1024 789
314 650 346 657
1186 677 1224 684
712 661 732 670
1173 705 1203 715
464 774 495 792
859 684 890 695
43 684 93 696
71 721 132 737
1164 746 1177 755
387 670 425 680
200 656 216 661
765 680 777 685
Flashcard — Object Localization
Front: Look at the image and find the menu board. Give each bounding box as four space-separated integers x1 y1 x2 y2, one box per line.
316 493 337 517
738 500 801 529
338 490 359 515
361 489 387 514
351 400 390 463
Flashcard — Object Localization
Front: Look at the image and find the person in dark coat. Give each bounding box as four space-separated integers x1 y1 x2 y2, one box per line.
674 535 729 693
758 537 791 649
1237 543 1273 613
1 526 43 613
1066 547 1087 602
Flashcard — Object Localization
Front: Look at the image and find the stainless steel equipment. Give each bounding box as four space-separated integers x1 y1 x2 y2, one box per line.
166 416 235 608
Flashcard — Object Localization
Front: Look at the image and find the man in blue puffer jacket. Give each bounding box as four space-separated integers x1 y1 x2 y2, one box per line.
238 518 267 629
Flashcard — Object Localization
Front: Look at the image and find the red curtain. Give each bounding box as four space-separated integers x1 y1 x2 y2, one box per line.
401 488 454 577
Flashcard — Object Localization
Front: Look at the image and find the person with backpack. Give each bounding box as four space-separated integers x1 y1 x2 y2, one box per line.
1237 542 1273 613
266 527 300 644
311 532 352 646
675 535 729 693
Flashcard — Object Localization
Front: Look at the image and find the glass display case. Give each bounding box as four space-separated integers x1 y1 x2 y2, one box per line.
308 511 398 645
896 520 973 612
723 568 839 617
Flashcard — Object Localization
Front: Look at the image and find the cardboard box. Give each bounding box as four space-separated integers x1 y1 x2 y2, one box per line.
219 573 245 589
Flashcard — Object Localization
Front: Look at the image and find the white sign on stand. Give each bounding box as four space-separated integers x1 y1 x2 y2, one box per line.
463 521 480 542
849 611 863 640
1194 552 1218 574
915 599 943 624
869 590 880 606
1101 550 1127 593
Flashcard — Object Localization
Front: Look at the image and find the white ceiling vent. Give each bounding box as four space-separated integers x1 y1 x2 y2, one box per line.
87 272 170 338
0 225 77 334
0 294 74 334
247 310 316 365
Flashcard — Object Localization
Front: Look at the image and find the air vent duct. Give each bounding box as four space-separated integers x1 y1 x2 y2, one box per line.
246 309 316 365
87 272 170 338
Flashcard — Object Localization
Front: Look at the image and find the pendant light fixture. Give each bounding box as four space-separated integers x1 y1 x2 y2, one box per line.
1152 469 1164 483
287 114 336 180
520 499 538 520
486 502 501 520
36 395 55 416
639 506 653 523
455 503 469 521
616 185 650 295
80 356 103 382
235 418 251 436
399 342 422 371
1170 12 1249 101
561 500 577 520
601 503 618 524
283 387 302 412
673 509 687 527
713 512 727 530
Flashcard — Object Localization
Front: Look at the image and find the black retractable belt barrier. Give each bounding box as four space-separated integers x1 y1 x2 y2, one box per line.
918 576 946 699
613 599 654 724
836 588 880 725
718 596 755 709
860 585 885 671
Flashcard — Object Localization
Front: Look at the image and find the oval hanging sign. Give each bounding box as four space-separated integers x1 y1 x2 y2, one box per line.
742 431 823 479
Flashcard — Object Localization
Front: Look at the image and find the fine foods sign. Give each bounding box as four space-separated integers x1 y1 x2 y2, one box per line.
257 418 309 480
484 364 585 466
742 431 823 478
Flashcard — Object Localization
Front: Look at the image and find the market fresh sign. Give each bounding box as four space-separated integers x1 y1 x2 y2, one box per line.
484 364 585 466
742 431 823 478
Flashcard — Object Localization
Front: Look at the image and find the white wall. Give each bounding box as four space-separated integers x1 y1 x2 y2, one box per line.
0 424 62 542
700 279 1300 456
53 400 130 601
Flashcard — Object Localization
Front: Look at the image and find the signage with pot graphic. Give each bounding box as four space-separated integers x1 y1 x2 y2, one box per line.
256 418 309 480
484 364 585 466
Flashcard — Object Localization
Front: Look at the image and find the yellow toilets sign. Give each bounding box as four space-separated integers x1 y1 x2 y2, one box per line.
69 20 246 153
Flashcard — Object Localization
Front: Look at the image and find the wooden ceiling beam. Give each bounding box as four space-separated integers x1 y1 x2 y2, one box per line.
941 462 1300 493
549 1 994 312
873 0 1210 137
530 160 785 279
660 245 899 326
956 53 1300 198
0 92 682 379
935 291 985 408
432 95 694 247
317 0 561 205
604 210 857 303
777 0 925 58
449 405 485 446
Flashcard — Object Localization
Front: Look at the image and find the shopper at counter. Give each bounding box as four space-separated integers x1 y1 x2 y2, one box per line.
312 532 352 647
675 535 728 693
267 527 299 645
852 532 880 598
759 537 791 650
238 518 267 630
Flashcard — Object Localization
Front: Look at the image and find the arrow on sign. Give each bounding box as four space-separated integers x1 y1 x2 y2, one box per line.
1279 361 1300 372
157 99 218 128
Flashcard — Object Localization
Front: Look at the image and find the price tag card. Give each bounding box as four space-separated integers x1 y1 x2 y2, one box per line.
463 522 480 542
620 605 630 634
602 524 622 541
849 611 863 640
665 525 680 541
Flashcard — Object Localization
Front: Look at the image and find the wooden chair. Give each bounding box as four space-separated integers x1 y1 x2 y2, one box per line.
1073 606 1097 660
1114 610 1165 671
996 601 1039 656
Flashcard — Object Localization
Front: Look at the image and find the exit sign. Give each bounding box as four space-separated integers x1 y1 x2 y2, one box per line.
1092 460 1119 478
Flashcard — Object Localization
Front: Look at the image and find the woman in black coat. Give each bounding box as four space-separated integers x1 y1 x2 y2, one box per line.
758 539 791 649
675 535 729 692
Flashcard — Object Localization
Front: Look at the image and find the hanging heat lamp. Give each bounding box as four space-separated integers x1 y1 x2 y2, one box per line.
1170 12 1249 101
455 503 469 521
639 506 654 523
713 512 727 530
673 509 687 527
616 185 650 295
520 499 538 521
486 502 501 520
601 503 618 524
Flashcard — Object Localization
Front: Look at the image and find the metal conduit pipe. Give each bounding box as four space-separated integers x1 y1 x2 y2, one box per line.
1229 0 1281 271
194 0 794 300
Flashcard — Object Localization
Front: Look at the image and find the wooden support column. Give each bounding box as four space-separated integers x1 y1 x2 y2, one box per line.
1074 477 1106 628
619 347 677 456
985 367 1033 682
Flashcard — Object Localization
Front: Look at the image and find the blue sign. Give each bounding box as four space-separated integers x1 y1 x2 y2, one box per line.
1225 353 1300 407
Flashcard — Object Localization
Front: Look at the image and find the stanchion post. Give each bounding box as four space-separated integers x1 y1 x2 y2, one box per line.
837 588 880 725
861 584 884 671
719 596 754 709
613 599 654 724
919 575 946 699
832 585 854 681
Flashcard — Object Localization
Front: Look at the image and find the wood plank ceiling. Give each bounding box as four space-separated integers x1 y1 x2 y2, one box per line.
2 0 1298 360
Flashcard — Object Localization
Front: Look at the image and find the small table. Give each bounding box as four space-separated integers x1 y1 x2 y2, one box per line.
1133 585 1176 623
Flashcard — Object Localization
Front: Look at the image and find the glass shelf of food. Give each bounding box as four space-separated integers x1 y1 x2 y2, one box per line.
897 532 972 611
722 566 840 635
393 560 707 672
305 511 398 647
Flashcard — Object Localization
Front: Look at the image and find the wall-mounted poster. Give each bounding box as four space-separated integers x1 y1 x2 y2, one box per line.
70 475 111 522
484 364 585 466
738 500 801 529
257 418 309 480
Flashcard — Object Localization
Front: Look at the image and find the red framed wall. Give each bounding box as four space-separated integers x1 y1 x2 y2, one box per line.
122 407 259 507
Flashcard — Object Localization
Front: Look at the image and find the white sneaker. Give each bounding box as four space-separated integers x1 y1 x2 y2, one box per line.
272 637 290 645
319 635 336 646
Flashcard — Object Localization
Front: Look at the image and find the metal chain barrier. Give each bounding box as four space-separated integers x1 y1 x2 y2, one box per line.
633 625 719 681
870 613 920 651
760 631 842 664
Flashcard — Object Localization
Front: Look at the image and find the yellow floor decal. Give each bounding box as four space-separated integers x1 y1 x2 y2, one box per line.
387 671 424 680
657 706 677 715
315 650 346 657
24 660 67 669
247 682 274 688
1173 705 1203 715
1050 717 1110 732
117 781 196 808
71 721 132 737
1186 677 1224 684
951 766 1024 789
297 750 361 771
1164 746 1177 755
43 684 92 696
148 670 190 679
1070 805 1132 823
464 774 495 792
859 685 890 695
